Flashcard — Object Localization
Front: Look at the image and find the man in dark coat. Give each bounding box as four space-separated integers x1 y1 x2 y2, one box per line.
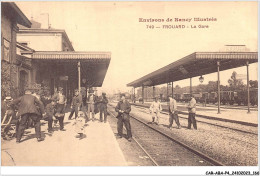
115 93 132 142
68 89 82 120
99 92 108 123
11 89 45 143
52 87 66 131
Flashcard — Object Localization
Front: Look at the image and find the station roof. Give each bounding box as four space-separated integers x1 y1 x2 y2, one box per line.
31 51 111 61
127 52 258 88
30 51 111 87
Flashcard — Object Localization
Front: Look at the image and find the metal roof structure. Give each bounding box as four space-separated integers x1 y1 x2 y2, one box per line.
2 2 32 28
31 51 111 61
30 51 111 87
127 52 258 88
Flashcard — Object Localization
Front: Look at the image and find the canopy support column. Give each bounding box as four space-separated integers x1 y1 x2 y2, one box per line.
142 85 144 104
133 87 136 103
190 78 192 96
217 61 221 114
171 82 174 98
166 83 168 101
153 86 155 99
246 61 250 114
78 61 81 94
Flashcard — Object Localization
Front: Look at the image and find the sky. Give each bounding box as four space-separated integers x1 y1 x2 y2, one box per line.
16 1 258 94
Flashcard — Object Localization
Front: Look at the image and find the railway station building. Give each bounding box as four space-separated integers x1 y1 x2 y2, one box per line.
1 2 111 101
17 25 111 101
1 2 32 98
127 45 258 113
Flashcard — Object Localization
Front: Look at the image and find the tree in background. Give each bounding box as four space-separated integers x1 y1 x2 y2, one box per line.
207 81 217 93
228 71 245 90
249 80 258 88
174 85 182 94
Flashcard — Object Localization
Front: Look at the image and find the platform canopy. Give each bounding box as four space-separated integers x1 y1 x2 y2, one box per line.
127 52 258 88
30 51 111 87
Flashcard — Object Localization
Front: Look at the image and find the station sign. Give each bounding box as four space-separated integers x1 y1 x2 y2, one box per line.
59 76 68 81
219 45 250 52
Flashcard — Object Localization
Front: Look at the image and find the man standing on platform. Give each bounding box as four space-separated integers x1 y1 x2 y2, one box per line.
53 87 67 131
11 89 45 143
68 89 82 120
87 92 96 121
99 92 108 123
168 96 181 129
115 93 132 142
187 95 197 130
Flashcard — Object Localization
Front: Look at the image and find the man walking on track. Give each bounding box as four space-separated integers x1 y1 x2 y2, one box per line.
11 89 45 143
115 93 132 142
68 89 82 120
187 95 197 130
99 92 108 123
168 96 181 129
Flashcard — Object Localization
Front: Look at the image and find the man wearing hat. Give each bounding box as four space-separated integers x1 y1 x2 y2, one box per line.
2 96 16 139
11 89 45 143
149 97 162 125
168 96 181 129
99 92 108 123
115 93 132 142
86 91 97 121
68 89 82 120
187 95 197 130
2 96 14 121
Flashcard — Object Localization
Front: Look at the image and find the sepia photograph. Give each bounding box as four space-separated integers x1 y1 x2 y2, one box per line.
1 1 259 175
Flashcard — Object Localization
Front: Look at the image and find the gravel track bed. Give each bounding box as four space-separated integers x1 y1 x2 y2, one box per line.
106 111 156 166
109 103 258 166
108 106 212 166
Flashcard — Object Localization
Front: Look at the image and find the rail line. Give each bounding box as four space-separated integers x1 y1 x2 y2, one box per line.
131 104 258 136
108 105 224 166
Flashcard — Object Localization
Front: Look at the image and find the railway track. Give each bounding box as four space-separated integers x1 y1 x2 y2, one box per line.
107 105 224 166
131 104 258 136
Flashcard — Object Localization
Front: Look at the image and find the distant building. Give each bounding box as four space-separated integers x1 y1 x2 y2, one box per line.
17 22 74 51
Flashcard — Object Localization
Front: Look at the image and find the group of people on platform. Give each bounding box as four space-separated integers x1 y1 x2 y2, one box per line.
149 95 197 130
1 87 197 144
1 86 109 143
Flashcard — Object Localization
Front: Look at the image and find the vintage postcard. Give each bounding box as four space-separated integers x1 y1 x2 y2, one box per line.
1 1 258 175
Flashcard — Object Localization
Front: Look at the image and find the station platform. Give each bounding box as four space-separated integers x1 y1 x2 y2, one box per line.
1 112 127 166
131 102 258 126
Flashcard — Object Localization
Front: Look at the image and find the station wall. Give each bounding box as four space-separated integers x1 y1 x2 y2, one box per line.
17 33 63 51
